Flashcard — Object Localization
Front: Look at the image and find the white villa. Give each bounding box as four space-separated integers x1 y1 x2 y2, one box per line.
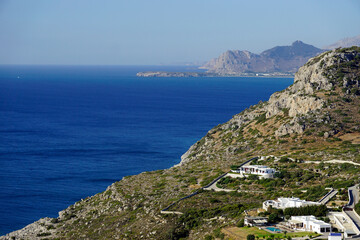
287 215 331 234
263 197 320 210
231 165 276 179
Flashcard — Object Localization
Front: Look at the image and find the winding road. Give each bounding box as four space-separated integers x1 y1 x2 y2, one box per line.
203 157 257 192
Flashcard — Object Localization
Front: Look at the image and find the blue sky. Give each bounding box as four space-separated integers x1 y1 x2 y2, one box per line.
1 0 360 65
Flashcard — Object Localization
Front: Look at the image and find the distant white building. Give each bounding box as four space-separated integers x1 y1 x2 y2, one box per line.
263 197 320 210
231 165 276 179
287 215 331 234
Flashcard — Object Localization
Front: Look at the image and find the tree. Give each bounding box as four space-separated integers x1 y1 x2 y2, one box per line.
268 213 281 223
247 234 255 240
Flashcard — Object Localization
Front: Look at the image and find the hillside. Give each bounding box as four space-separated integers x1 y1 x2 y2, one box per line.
2 47 360 240
202 41 324 75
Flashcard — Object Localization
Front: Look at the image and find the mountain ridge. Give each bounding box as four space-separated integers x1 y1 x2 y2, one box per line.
202 41 324 75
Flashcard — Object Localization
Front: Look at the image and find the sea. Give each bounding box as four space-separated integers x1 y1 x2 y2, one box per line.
0 65 293 235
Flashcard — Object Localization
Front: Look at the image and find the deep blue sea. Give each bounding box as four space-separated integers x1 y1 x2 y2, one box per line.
0 65 293 235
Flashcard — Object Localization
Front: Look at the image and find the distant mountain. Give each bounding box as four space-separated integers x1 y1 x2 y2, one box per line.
202 41 324 74
324 35 360 50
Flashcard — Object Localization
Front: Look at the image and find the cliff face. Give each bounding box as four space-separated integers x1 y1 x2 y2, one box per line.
202 41 324 74
2 47 360 240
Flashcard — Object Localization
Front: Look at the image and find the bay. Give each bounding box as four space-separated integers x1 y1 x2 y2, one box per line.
0 65 293 235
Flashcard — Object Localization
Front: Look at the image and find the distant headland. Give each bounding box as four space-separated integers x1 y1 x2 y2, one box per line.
137 41 326 78
137 37 360 78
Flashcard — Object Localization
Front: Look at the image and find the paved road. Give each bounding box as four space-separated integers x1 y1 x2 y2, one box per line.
348 184 360 208
203 174 235 192
344 184 360 234
344 210 360 234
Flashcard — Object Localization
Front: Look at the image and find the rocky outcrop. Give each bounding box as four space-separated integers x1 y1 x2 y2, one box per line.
0 218 56 240
202 41 324 75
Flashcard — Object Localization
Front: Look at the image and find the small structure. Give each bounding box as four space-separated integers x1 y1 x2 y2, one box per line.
244 216 268 227
328 233 342 240
287 215 331 234
344 230 357 238
231 165 276 179
263 197 320 211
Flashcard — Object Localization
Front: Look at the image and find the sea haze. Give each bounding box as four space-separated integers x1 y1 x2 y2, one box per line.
0 65 293 235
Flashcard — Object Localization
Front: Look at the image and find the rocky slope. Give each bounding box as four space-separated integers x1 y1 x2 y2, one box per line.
202 41 324 74
2 47 360 240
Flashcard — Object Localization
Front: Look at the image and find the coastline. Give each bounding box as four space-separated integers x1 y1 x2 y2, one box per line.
136 71 294 78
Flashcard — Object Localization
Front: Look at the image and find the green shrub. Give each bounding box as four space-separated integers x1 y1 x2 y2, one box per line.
284 204 327 217
247 234 255 240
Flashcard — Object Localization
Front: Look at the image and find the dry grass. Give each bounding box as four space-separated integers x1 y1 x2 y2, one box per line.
222 226 319 240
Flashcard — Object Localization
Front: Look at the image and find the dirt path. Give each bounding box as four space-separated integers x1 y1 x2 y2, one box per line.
305 160 360 166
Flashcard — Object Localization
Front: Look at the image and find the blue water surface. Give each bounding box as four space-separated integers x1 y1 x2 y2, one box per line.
0 65 293 235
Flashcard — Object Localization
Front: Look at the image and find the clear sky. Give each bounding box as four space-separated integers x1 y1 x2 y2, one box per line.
1 0 360 65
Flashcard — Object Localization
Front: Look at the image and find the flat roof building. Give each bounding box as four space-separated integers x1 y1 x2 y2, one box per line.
231 165 276 179
287 215 331 234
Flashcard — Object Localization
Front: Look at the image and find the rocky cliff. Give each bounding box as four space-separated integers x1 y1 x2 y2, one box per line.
202 41 324 74
2 47 360 240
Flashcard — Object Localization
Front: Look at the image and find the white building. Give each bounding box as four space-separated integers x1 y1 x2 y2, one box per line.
231 165 276 179
287 215 331 234
263 197 320 210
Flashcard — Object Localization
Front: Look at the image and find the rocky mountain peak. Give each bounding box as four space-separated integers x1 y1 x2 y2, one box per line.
203 41 324 74
292 40 304 45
